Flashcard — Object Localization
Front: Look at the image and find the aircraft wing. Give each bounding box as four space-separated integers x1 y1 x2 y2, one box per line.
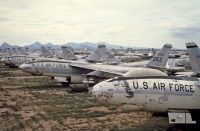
147 65 186 75
69 63 123 77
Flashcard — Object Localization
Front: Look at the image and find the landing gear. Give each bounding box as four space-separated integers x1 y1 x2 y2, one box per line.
66 76 71 84
70 84 89 92
168 110 196 124
61 82 69 87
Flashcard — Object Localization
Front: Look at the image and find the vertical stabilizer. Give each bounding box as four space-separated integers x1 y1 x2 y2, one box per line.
59 46 78 60
146 44 172 68
40 46 54 58
186 42 200 73
18 47 28 55
86 44 121 64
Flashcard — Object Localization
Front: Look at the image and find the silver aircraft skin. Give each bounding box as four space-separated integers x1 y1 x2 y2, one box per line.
86 44 121 64
56 46 78 60
91 42 200 124
0 46 41 67
68 44 173 74
0 46 52 67
19 44 126 88
1 46 77 67
69 44 186 75
175 56 191 68
1 55 38 67
19 44 172 86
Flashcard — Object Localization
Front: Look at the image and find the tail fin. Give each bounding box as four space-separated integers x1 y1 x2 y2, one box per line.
186 42 200 73
40 46 54 58
18 47 28 55
86 44 121 64
59 46 78 60
146 44 172 68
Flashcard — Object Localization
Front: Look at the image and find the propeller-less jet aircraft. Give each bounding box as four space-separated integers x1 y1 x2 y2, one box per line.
20 44 172 91
1 46 78 68
91 42 200 124
0 46 52 67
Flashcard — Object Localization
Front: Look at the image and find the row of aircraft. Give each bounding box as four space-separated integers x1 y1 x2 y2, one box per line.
1 43 188 90
0 42 199 125
0 46 79 68
91 42 200 125
16 43 182 91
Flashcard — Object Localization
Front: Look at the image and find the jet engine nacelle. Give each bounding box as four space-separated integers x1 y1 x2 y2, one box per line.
70 84 89 92
54 75 83 84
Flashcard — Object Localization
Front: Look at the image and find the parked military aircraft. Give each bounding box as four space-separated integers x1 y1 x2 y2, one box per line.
175 55 191 69
0 53 7 60
91 42 200 124
165 59 186 75
0 46 49 67
20 44 172 91
1 55 38 68
56 46 78 60
68 43 185 76
86 44 121 64
0 46 78 68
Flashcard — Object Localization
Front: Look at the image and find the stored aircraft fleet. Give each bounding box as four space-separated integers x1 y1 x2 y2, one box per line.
0 42 200 126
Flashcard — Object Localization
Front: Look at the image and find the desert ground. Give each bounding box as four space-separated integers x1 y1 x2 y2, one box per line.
0 62 175 130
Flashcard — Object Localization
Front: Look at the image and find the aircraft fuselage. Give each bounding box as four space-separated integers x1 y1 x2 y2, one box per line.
92 76 200 112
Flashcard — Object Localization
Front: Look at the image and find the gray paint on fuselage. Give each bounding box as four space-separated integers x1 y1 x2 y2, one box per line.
92 77 200 112
107 76 199 82
31 61 90 76
106 78 196 96
125 79 195 96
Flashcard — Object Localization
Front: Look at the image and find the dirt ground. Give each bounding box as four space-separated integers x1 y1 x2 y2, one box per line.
0 63 173 131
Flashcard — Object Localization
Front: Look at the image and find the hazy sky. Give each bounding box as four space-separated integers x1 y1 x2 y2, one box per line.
0 0 200 48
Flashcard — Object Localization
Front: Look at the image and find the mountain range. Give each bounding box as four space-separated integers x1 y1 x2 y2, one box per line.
0 41 148 51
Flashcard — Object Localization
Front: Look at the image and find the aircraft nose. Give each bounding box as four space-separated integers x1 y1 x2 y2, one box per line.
92 83 103 98
92 81 113 102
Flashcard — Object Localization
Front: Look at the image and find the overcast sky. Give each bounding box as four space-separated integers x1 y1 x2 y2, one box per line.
0 0 200 48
